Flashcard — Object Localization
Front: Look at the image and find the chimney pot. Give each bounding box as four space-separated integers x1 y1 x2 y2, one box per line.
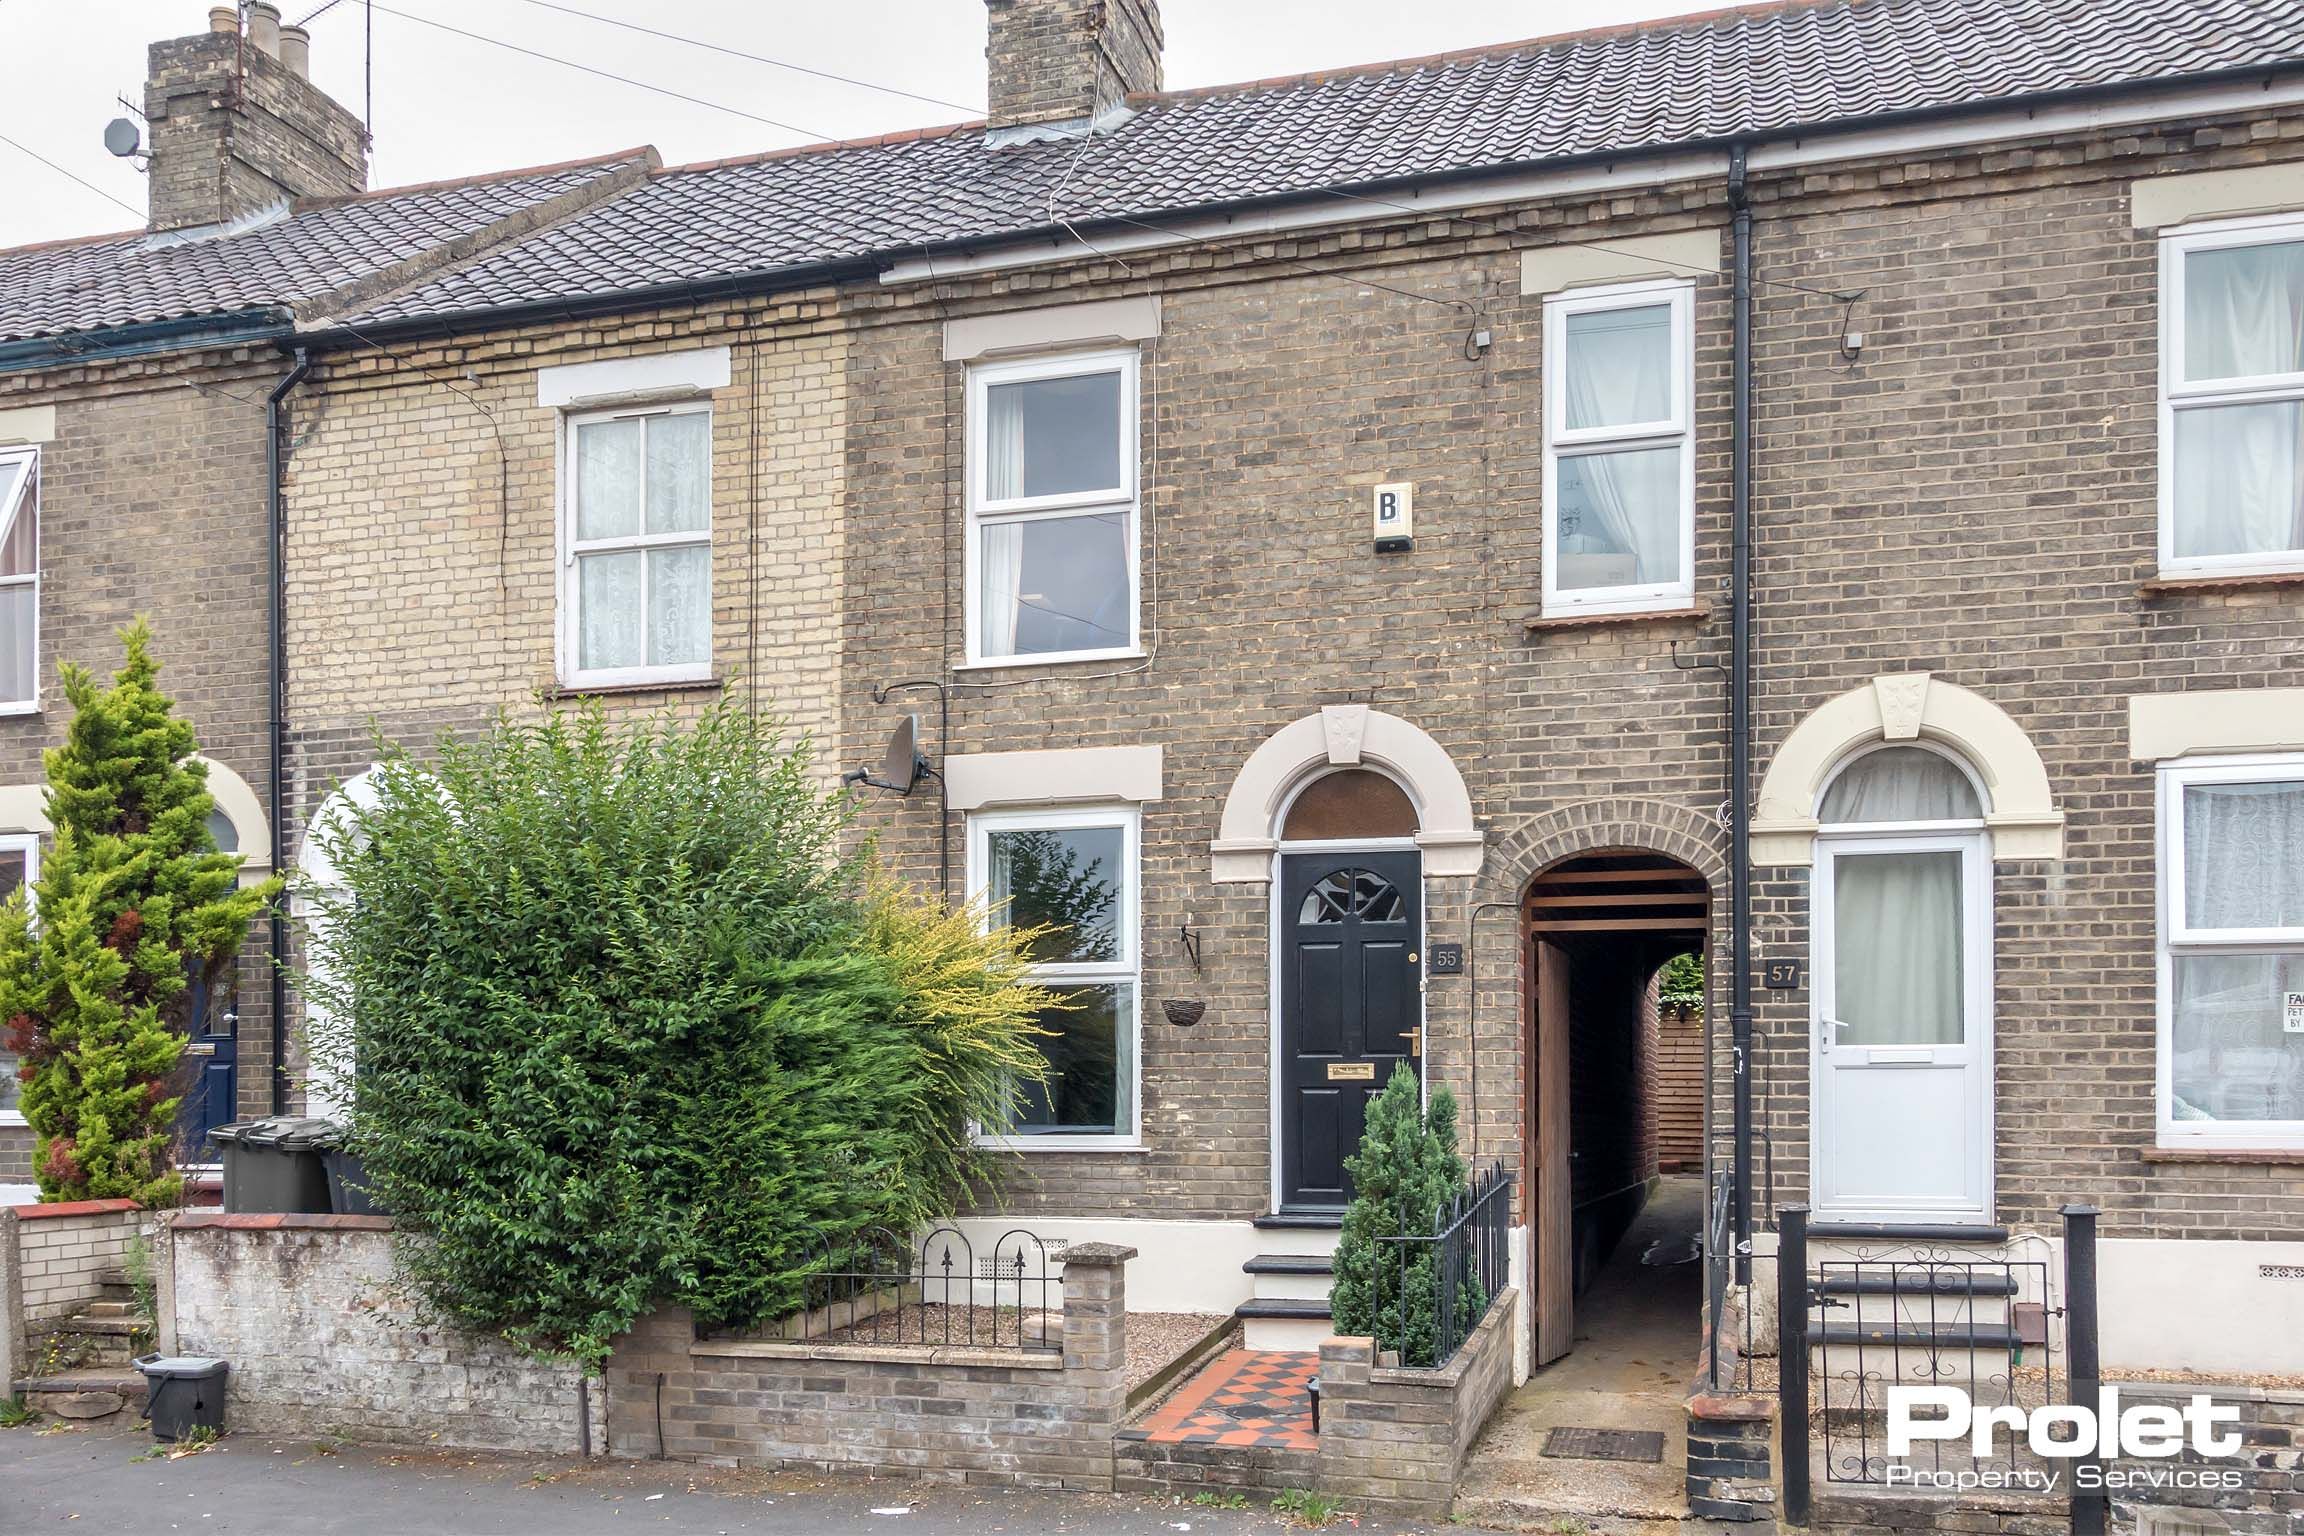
207 6 238 35
247 2 282 56
278 23 311 78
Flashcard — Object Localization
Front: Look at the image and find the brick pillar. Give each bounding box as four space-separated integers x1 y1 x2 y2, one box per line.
603 1305 694 1461
1057 1241 1134 1492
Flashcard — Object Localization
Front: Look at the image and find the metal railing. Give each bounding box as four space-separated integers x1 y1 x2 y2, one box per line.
1374 1161 1513 1370
779 1225 1061 1354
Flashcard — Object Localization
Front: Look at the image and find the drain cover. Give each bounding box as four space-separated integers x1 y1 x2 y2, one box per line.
1542 1427 1666 1463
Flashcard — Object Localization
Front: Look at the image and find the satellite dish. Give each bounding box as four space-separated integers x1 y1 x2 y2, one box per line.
841 712 929 796
103 118 142 159
876 713 928 796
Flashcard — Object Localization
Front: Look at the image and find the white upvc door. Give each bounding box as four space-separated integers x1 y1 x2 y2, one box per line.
1811 830 1993 1224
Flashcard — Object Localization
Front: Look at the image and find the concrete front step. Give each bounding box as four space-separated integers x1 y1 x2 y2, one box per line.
1245 1253 1334 1304
46 1314 146 1337
13 1368 144 1423
1236 1298 1333 1352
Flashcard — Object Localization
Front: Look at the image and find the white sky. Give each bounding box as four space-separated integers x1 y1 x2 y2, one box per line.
0 1 1754 248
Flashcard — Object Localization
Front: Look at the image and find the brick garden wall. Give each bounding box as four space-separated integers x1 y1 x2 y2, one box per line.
602 1244 1133 1487
1314 1288 1518 1517
0 1198 144 1381
163 1215 598 1453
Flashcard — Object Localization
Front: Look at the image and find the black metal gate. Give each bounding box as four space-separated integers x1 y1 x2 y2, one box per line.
1777 1203 2103 1533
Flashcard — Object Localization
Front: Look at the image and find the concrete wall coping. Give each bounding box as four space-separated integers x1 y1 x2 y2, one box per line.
689 1338 1066 1371
1055 1241 1137 1266
1334 1285 1519 1390
172 1212 393 1232
9 1199 141 1220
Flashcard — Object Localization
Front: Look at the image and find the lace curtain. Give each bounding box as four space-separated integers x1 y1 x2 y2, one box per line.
1832 849 1965 1046
1819 746 1982 823
2176 241 2304 559
1557 304 1679 588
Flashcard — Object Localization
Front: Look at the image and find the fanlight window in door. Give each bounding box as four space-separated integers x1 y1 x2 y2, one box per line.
1818 745 1984 824
1282 768 1418 841
1299 868 1405 924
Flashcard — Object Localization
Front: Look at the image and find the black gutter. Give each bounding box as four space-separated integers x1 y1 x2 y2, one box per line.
0 310 286 375
265 348 311 1116
1726 146 1755 1286
291 257 884 351
289 64 2304 350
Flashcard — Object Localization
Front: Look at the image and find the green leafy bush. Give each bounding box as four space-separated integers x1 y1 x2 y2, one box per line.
1327 1064 1484 1366
0 622 277 1203
298 703 1052 1368
1658 951 1704 1011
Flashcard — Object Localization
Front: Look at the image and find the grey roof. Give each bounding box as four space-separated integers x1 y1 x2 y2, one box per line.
340 0 2304 329
0 156 635 345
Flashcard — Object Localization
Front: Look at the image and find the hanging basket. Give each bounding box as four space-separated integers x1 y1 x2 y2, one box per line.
1162 998 1206 1027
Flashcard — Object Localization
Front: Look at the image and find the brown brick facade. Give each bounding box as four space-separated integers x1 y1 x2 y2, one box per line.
836 107 2304 1248
0 350 288 1178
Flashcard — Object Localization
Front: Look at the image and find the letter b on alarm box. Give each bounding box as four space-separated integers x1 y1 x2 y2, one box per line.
1374 482 1414 552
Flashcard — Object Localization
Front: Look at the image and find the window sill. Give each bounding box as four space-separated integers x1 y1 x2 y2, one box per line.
953 651 1147 673
2139 570 2304 597
544 674 726 701
0 703 39 718
973 1137 1146 1154
1526 604 1709 633
2142 1145 2304 1165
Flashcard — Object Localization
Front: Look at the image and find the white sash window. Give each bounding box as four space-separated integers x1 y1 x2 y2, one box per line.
1542 279 1695 616
2160 216 2304 577
2158 755 2304 1148
964 351 1139 666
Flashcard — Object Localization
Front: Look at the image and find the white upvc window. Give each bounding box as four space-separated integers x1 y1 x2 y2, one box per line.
2157 754 2304 1149
964 349 1140 667
0 448 39 713
558 402 713 689
1541 279 1696 617
2158 214 2304 578
0 830 38 1123
966 804 1140 1148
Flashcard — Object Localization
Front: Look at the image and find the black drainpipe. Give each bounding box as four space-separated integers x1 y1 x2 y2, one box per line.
265 349 311 1116
1726 147 1756 1282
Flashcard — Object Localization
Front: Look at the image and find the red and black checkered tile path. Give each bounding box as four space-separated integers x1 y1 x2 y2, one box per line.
1126 1349 1319 1451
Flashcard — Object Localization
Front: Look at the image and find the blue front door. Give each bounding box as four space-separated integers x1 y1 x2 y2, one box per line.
175 962 238 1159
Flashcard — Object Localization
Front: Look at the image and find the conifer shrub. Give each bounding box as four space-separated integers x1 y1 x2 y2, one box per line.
298 703 1053 1368
1327 1064 1486 1366
0 621 277 1203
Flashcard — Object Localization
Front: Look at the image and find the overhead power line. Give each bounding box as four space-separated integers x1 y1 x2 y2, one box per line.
496 0 985 118
0 130 143 220
358 1 845 144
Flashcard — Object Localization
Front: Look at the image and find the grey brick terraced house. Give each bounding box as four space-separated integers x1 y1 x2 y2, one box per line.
251 0 2304 1393
0 3 648 1197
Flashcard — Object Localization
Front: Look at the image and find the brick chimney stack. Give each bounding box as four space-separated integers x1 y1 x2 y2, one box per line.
143 2 368 232
984 0 1162 135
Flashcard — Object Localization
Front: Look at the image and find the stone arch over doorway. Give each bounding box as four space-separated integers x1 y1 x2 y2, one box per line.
1211 704 1482 882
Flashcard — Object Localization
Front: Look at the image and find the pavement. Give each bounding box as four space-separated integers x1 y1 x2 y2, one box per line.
1455 1175 1728 1533
0 1420 1466 1535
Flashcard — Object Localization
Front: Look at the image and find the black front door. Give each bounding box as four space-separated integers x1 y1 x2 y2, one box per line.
1278 850 1422 1210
